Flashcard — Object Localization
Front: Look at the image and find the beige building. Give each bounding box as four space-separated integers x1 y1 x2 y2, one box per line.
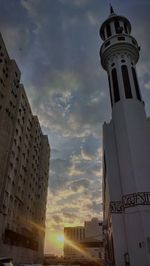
64 218 104 262
0 33 50 264
64 226 85 260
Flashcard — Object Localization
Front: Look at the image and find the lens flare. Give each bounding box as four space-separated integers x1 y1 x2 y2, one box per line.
56 235 64 243
64 237 102 264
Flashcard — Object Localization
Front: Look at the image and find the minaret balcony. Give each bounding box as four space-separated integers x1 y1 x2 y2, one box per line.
100 34 139 70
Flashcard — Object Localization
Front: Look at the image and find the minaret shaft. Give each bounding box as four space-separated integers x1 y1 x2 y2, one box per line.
109 57 141 105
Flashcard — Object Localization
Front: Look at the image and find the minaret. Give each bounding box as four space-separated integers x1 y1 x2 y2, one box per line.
100 5 141 106
100 6 150 266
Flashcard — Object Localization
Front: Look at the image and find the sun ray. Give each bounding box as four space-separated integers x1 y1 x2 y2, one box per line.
64 237 102 264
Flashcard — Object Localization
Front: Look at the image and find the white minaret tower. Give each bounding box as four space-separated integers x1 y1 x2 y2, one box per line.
100 6 150 266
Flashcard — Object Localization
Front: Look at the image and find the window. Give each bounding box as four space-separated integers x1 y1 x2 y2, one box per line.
118 36 125 41
121 59 126 63
121 65 132 98
106 24 111 38
108 75 113 107
111 68 120 102
132 67 141 101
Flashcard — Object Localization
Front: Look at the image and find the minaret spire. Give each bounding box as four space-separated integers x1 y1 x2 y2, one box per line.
109 3 115 14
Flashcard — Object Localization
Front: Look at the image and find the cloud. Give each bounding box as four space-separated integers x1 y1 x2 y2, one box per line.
53 215 63 224
86 11 99 26
70 178 91 191
59 0 91 7
144 81 150 90
73 0 91 6
21 0 46 30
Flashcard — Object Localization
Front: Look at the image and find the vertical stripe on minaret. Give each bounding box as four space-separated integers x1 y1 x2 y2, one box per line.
121 65 132 98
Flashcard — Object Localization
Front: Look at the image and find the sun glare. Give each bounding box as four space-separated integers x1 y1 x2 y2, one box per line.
47 232 64 250
56 235 64 243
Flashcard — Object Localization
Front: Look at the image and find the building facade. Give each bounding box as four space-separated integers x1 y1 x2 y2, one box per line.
64 218 104 262
100 6 150 266
0 33 50 264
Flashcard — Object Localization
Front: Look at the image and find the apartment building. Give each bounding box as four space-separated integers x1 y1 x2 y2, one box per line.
0 33 50 264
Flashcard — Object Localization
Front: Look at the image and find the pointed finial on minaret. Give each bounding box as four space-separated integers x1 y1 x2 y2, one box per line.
109 3 115 14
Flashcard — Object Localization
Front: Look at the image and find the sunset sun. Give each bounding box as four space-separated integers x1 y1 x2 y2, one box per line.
56 235 64 243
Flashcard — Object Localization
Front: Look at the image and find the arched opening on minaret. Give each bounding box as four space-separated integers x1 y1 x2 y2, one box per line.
111 68 120 102
114 20 120 34
124 23 128 34
121 65 132 99
132 67 142 101
101 29 105 40
106 24 111 38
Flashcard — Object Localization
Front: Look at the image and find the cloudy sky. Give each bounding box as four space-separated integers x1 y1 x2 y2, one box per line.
0 0 150 255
